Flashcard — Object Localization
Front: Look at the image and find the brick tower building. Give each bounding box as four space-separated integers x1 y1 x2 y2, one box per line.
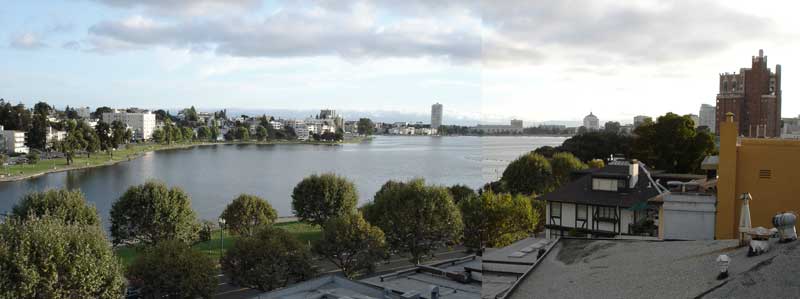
715 49 782 137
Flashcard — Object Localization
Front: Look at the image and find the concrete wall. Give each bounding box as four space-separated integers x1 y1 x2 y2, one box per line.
663 193 716 240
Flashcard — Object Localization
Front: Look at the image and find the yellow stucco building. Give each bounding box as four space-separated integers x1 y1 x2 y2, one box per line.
716 112 800 239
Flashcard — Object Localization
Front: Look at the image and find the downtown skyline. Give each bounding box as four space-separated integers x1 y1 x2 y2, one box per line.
2 1 800 124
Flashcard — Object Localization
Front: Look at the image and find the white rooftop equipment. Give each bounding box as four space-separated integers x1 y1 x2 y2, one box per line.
772 211 798 243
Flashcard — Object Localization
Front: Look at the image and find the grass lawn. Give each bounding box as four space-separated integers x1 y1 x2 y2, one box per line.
115 221 322 267
0 143 202 180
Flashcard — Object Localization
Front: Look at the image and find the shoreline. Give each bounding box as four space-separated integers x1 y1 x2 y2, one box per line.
0 138 370 183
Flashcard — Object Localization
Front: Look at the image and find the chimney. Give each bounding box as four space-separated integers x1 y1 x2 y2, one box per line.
629 159 639 188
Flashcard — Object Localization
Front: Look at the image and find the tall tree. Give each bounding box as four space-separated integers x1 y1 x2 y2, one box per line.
0 217 125 298
558 131 633 162
313 212 387 278
448 184 477 205
362 179 463 264
256 125 268 141
459 191 538 250
603 121 621 134
92 106 113 119
632 112 715 173
550 152 587 188
357 118 375 135
109 181 200 246
11 189 100 226
291 173 358 226
27 102 52 150
220 194 278 236
501 153 553 195
95 121 113 155
110 120 128 147
221 226 315 291
126 240 217 299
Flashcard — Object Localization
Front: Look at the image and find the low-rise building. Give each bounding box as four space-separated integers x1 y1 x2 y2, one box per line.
1 129 28 154
102 110 156 140
541 160 667 239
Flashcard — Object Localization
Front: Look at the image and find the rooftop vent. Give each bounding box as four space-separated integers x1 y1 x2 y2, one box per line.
772 212 797 243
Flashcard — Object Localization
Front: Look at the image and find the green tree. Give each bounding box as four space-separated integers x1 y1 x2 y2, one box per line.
313 212 387 278
126 240 217 299
220 194 278 236
603 121 621 134
182 126 194 141
152 128 166 144
550 152 587 188
291 173 358 226
110 120 128 147
221 226 315 291
448 184 477 205
357 118 374 135
197 126 210 141
362 179 463 264
109 181 200 246
632 112 715 173
27 102 51 150
25 152 39 165
92 106 113 119
587 159 605 168
0 217 125 299
459 191 538 250
11 189 100 226
533 145 559 158
558 131 633 162
256 125 268 141
501 153 553 195
95 121 114 155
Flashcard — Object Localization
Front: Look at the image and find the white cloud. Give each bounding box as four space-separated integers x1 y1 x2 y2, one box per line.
9 32 47 50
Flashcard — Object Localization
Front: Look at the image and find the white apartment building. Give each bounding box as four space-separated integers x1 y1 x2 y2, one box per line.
431 103 443 129
291 121 310 141
76 107 91 119
46 127 67 144
2 129 29 154
102 110 156 140
699 104 716 133
269 120 283 131
583 112 600 131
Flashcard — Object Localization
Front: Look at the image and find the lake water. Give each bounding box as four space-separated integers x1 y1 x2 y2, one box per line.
0 136 564 226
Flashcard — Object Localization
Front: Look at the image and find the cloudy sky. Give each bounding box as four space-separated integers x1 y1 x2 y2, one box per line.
2 0 799 124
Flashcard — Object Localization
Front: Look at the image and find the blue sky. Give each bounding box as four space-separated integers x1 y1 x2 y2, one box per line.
2 1 799 125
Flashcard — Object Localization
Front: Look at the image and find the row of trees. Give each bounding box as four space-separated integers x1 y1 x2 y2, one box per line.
536 113 715 173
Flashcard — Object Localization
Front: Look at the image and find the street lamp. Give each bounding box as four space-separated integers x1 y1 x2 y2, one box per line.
218 217 226 263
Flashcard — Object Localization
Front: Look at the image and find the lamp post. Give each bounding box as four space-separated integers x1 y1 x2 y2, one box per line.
218 217 226 264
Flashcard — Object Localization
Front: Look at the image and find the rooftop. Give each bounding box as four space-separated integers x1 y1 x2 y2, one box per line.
506 238 800 299
540 163 665 208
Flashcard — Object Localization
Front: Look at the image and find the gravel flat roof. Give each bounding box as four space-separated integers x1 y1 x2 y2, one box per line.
508 238 799 299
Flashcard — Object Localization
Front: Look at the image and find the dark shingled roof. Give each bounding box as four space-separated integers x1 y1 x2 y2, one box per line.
539 164 662 208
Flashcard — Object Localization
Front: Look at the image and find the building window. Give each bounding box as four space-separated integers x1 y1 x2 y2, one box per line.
592 178 618 191
576 204 588 229
759 169 772 179
550 202 562 226
595 206 617 223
